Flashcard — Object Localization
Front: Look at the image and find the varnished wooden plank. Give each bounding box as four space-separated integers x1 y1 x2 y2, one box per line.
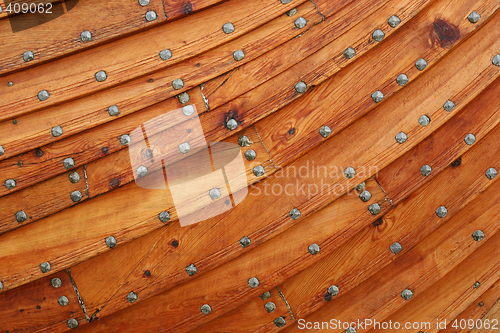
470 291 500 333
255 0 500 167
0 125 272 293
69 178 388 332
0 1 320 163
0 0 166 75
0 166 88 235
0 0 301 121
162 0 226 21
281 150 500 332
368 241 500 333
440 281 500 333
0 270 85 332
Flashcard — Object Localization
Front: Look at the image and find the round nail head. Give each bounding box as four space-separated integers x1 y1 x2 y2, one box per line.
369 203 381 215
390 242 402 254
108 105 119 116
63 157 75 170
58 296 69 306
16 210 27 223
485 168 498 180
186 264 197 276
5 179 16 190
145 10 157 21
69 172 80 183
415 58 427 71
248 277 260 288
396 74 408 86
179 142 191 154
419 115 431 126
253 165 265 177
23 50 34 62
105 236 117 248
233 49 245 61
359 190 372 202
436 206 448 218
295 81 307 93
290 208 301 220
95 71 107 82
372 29 385 41
328 285 339 296
294 17 307 29
344 167 356 179
227 119 238 130
344 47 355 59
38 90 50 101
240 236 251 248
80 30 92 42
473 230 485 242
245 149 256 161
319 125 331 138
51 277 62 288
127 291 138 303
443 100 455 112
201 304 212 315
159 211 170 223
465 134 476 145
172 79 184 90
372 91 384 103
395 132 407 144
401 289 413 300
468 11 480 23
388 15 401 27
308 243 320 255
222 23 235 34
420 164 432 176
159 49 172 61
209 188 221 200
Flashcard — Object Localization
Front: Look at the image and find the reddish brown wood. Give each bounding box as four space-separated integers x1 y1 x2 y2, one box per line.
162 0 226 20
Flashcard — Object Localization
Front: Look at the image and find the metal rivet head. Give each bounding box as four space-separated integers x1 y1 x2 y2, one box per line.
344 47 356 59
69 172 80 183
51 277 62 288
396 73 408 86
280 0 291 3
359 190 372 202
5 179 16 190
419 115 431 126
227 119 238 130
209 188 221 200
108 105 120 116
240 236 251 248
372 29 385 41
436 206 448 218
23 50 34 62
274 317 286 328
486 168 498 180
286 8 297 16
15 211 27 223
328 285 339 296
233 49 245 61
368 203 381 215
7 81 13 87
308 243 320 255
52 126 63 137
158 211 170 223
420 165 432 177
95 71 107 82
443 100 455 112
290 208 301 220
70 190 83 202
415 58 427 71
238 135 251 147
179 142 191 154
472 230 485 242
493 54 500 66
474 281 481 288
346 328 357 333
40 262 51 273
390 242 402 254
201 304 212 315
388 15 401 27
260 291 271 300
127 291 138 303
80 30 92 42
344 167 356 179
139 0 150 6
264 302 276 313
371 91 384 103
0 281 4 290
245 149 256 161
186 264 197 276
105 236 117 249
58 296 69 306
67 319 79 329
222 22 235 34
319 125 331 138
355 182 366 191
137 165 148 178
295 81 307 93
182 105 195 116
38 90 50 101
468 11 480 23
248 277 260 288
145 10 157 21
172 78 184 90
401 289 413 300
63 158 75 170
253 165 265 177
465 133 476 145
178 92 190 104
395 132 408 144
120 134 131 146
294 17 307 29
159 49 172 61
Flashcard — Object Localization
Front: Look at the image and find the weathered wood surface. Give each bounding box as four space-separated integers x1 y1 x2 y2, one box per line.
369 238 500 333
69 178 388 332
0 166 88 235
0 1 319 163
0 125 272 293
0 0 166 75
0 270 85 332
282 147 500 332
0 0 301 121
440 280 500 333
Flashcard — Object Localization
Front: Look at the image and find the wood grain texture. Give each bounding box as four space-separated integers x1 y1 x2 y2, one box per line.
0 0 166 76
0 0 302 121
0 1 319 162
440 280 500 333
283 170 500 332
470 291 500 333
0 125 272 293
69 178 388 332
0 270 85 332
162 0 226 21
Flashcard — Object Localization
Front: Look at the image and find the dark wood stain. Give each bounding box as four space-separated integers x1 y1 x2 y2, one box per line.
433 19 460 48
